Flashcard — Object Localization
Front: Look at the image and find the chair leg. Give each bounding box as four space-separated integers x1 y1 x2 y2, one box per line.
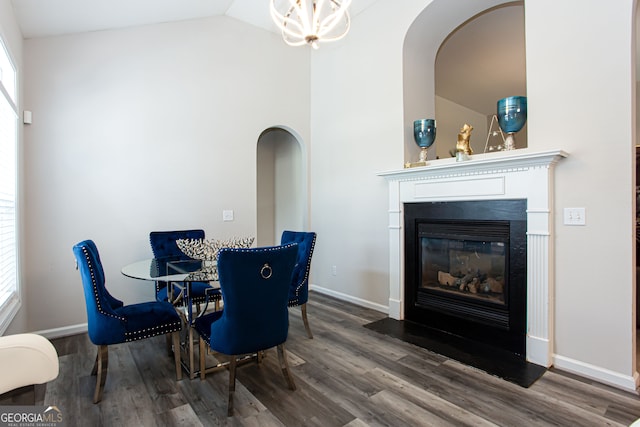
165 334 172 357
172 332 182 381
277 344 296 391
91 345 108 404
227 356 237 417
301 303 313 339
199 337 207 380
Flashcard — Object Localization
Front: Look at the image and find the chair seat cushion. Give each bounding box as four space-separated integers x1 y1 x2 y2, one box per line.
115 301 182 342
193 310 224 346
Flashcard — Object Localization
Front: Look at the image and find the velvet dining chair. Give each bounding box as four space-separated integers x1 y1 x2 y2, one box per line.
194 244 298 416
73 239 183 403
149 229 221 312
280 230 317 338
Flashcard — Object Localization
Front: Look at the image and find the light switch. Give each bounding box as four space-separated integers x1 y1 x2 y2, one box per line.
222 210 234 222
563 207 585 225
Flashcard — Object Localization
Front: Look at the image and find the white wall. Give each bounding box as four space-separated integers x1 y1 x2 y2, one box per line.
16 16 310 333
525 0 636 385
434 95 488 158
310 0 638 390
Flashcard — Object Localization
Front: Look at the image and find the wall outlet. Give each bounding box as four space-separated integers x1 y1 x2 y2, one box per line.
222 210 234 222
331 265 337 276
563 207 585 225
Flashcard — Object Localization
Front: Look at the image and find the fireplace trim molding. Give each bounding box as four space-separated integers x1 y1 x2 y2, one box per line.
378 149 568 367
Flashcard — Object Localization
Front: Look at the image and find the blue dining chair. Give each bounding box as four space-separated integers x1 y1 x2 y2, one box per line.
281 230 317 338
149 230 221 312
73 239 183 403
194 244 298 417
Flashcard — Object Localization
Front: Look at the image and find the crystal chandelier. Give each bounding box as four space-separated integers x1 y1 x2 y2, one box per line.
270 0 352 49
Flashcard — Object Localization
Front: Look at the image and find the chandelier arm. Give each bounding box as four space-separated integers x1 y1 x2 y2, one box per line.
270 0 352 48
317 13 350 38
270 3 308 38
313 0 328 34
316 0 351 38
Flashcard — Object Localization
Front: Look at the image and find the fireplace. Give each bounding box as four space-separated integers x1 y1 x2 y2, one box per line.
404 199 527 355
378 149 567 366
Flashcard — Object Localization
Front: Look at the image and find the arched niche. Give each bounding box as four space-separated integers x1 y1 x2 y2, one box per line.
403 0 525 162
256 126 308 246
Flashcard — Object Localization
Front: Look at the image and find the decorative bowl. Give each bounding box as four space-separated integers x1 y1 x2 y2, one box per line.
176 236 255 262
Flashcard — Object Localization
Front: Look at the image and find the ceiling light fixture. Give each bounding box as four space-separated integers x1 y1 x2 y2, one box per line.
269 0 352 49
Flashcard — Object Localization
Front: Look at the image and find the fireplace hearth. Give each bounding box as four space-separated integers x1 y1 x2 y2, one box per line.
404 199 527 356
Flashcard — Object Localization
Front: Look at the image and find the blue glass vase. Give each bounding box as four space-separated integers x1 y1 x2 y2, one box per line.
497 96 527 150
413 119 436 163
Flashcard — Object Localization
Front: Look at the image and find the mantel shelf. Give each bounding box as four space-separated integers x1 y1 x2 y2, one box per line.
377 149 569 181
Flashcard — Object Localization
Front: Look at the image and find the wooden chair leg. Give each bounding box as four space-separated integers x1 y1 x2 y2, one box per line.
165 334 172 357
301 303 313 339
172 332 182 381
277 343 296 391
199 337 207 380
227 356 237 417
92 345 108 404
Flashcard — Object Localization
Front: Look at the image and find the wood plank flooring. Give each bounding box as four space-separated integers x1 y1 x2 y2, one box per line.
34 293 640 426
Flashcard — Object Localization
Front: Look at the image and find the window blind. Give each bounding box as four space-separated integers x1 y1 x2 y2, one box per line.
0 38 19 334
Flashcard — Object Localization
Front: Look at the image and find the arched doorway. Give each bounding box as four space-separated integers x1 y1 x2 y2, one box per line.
256 127 307 246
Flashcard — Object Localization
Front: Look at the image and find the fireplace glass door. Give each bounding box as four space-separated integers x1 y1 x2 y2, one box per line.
421 234 506 306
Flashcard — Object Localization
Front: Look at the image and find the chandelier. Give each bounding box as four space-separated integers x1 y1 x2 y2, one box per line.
269 0 352 49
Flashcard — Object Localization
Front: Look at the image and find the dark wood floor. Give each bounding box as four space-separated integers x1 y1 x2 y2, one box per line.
34 293 640 426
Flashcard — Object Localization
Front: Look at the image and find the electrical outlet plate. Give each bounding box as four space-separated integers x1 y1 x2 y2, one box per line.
222 210 234 221
563 207 585 225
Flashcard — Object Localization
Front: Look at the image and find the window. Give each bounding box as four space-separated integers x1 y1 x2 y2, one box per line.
0 36 19 334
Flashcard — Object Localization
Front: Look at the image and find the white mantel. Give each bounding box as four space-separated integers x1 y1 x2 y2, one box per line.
378 149 568 367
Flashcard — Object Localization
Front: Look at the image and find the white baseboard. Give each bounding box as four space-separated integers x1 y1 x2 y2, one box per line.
553 354 639 393
310 284 388 314
34 323 88 340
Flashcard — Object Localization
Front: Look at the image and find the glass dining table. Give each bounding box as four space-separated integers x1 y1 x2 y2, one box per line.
121 257 220 379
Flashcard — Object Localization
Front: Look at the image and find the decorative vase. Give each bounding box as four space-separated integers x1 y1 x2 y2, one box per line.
413 119 436 164
497 96 527 151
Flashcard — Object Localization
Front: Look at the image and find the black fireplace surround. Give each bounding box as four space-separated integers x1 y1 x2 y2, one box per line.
404 199 527 356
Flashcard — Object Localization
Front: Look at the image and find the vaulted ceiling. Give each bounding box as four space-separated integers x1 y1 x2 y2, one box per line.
10 0 380 39
10 0 526 116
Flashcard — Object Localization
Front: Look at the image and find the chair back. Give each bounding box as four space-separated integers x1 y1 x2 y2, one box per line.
280 231 317 306
149 229 205 295
209 244 298 355
149 229 205 259
73 240 126 345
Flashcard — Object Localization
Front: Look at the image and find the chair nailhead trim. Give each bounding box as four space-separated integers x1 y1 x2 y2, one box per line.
290 234 316 305
80 246 126 322
125 323 182 342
